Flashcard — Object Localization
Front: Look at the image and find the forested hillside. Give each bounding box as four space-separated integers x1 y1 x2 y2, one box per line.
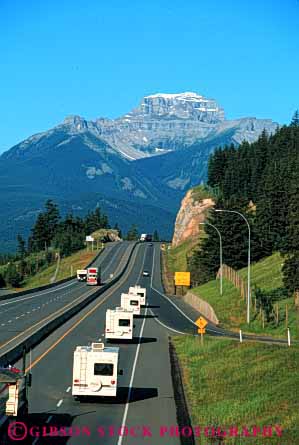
189 112 299 294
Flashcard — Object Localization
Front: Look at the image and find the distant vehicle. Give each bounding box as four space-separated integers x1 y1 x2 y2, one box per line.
0 357 32 419
105 308 134 341
140 233 152 242
72 342 123 399
77 269 87 282
142 270 150 277
120 293 141 315
87 267 101 286
129 285 146 306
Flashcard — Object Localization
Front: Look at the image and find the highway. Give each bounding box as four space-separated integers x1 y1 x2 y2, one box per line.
0 242 290 444
0 241 135 356
1 243 185 445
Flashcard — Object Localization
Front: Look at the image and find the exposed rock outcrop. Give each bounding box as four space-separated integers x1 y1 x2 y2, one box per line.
172 189 215 247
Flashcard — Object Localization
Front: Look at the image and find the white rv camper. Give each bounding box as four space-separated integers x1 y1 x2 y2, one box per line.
77 269 87 282
120 293 141 315
105 308 134 341
128 285 146 306
72 343 122 398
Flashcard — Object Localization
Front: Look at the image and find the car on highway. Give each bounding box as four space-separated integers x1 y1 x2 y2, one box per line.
142 270 150 277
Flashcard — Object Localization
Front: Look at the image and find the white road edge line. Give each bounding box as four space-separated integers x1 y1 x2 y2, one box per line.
117 306 148 445
46 415 53 423
148 308 187 335
150 246 234 336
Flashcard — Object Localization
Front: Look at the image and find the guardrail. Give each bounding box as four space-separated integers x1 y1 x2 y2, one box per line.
0 246 106 302
0 242 138 368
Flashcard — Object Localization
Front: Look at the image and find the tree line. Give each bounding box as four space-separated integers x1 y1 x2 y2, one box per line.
0 200 112 287
189 111 299 295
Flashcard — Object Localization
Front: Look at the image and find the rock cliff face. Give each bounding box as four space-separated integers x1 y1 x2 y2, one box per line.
172 189 215 247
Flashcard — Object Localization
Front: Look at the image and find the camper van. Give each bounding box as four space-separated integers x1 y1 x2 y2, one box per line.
77 269 87 282
72 343 122 398
105 308 134 341
120 293 141 315
128 285 146 306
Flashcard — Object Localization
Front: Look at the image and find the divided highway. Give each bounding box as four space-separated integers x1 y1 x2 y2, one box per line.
1 242 290 444
3 243 184 445
0 242 135 356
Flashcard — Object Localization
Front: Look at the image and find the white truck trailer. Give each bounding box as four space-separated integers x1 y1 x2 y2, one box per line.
120 293 141 315
105 308 134 341
128 285 146 306
77 269 87 282
72 343 123 398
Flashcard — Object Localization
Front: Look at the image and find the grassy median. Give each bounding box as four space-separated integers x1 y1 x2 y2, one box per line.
173 335 299 445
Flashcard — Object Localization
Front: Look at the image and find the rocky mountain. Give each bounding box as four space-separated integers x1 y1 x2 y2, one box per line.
0 92 278 251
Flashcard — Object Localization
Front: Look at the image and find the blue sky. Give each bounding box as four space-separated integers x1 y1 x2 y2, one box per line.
0 0 298 153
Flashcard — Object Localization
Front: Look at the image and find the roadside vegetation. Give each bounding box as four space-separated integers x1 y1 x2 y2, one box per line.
173 335 299 445
18 247 101 290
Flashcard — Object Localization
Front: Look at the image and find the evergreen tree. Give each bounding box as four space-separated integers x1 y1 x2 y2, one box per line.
5 263 22 287
126 224 139 241
153 230 160 241
290 110 299 127
16 234 26 258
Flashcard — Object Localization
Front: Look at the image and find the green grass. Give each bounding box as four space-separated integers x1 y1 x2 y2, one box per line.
191 184 212 203
173 335 299 445
19 248 101 290
166 238 198 273
192 253 299 339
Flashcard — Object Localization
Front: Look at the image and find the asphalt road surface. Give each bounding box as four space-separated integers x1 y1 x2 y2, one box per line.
0 242 135 353
1 242 291 445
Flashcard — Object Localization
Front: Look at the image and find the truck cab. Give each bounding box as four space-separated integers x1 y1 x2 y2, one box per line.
128 285 146 306
72 343 122 398
120 293 141 315
105 307 134 341
87 267 101 285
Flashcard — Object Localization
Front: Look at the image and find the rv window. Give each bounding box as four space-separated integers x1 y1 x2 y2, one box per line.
94 363 113 376
137 293 143 297
130 300 138 306
119 319 130 327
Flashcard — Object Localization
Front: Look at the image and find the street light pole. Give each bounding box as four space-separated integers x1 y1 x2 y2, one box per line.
200 222 223 296
215 209 251 324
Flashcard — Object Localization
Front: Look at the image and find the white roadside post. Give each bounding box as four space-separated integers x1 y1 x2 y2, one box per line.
239 329 243 343
287 328 291 347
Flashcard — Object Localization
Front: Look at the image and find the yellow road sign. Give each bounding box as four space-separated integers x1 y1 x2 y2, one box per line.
175 271 190 287
195 316 208 329
198 327 206 334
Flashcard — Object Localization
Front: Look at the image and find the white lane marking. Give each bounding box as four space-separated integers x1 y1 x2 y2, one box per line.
32 438 39 445
66 387 71 393
150 246 236 337
148 308 188 335
46 415 53 423
117 306 148 445
20 314 25 317
0 281 76 307
8 320 12 323
57 399 63 407
1 323 5 326
32 308 36 311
